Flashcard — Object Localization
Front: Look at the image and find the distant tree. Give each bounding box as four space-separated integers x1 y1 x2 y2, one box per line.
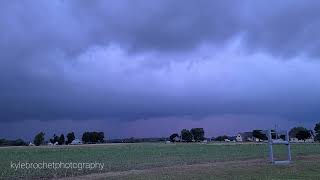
252 130 267 141
58 134 65 145
215 135 229 141
34 132 45 146
0 139 27 146
190 128 205 142
50 134 59 144
66 132 75 144
181 129 193 142
169 133 179 142
315 122 320 133
290 127 311 141
82 132 90 143
315 134 320 142
290 127 307 138
12 139 27 146
98 132 105 143
49 138 54 144
82 132 105 143
315 122 320 142
296 130 311 141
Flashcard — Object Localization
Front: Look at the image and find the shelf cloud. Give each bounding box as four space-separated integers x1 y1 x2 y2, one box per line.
1 0 320 138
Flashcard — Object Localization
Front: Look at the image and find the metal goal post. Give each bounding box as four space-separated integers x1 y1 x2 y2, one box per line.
266 130 292 164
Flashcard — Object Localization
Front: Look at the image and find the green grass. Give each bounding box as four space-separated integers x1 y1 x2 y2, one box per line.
0 143 320 179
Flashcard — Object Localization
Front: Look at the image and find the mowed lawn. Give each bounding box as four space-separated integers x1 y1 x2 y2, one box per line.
0 143 320 179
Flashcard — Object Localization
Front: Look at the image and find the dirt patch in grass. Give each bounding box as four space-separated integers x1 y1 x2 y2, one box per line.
57 158 266 180
58 155 320 180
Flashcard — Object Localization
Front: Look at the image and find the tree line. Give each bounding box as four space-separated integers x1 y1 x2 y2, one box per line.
170 128 205 142
169 122 320 143
33 131 105 146
28 122 320 146
2 122 320 147
251 125 319 142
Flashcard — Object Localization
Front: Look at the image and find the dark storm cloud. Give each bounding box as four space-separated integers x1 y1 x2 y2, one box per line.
244 1 320 57
2 1 320 56
1 0 320 123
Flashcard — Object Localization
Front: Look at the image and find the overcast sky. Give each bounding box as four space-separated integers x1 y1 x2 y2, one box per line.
1 0 320 140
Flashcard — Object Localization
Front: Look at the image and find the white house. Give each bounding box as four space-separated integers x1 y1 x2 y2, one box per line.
290 137 314 143
173 136 180 142
236 132 254 142
70 139 83 145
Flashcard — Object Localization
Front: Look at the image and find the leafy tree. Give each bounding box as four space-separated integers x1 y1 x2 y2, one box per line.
58 134 65 145
252 130 267 141
215 135 229 141
296 129 311 141
34 132 45 146
315 122 320 142
12 139 27 146
169 133 179 142
289 127 311 141
82 132 90 143
66 132 75 144
82 132 105 143
0 139 27 146
315 134 320 142
190 128 205 142
181 129 193 142
50 134 59 144
289 127 307 138
315 122 320 133
98 132 105 143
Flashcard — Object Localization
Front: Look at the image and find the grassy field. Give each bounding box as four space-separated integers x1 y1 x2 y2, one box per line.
0 143 320 179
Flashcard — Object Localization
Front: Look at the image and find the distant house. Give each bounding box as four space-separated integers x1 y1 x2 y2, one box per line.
70 139 83 145
173 136 180 142
236 132 254 142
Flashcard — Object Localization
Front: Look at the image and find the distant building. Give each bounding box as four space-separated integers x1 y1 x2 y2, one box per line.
70 139 83 145
173 136 180 142
290 137 314 143
236 132 254 142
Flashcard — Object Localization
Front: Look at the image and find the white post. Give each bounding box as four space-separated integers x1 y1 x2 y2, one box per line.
268 130 274 163
286 131 292 161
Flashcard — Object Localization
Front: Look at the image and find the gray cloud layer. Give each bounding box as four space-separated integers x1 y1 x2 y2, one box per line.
1 0 320 123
